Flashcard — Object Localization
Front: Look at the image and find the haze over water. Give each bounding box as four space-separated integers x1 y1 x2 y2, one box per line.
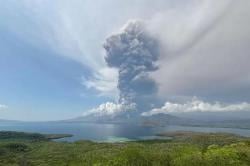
1 122 250 142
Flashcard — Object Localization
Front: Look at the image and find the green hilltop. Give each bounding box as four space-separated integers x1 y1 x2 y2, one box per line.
0 131 250 166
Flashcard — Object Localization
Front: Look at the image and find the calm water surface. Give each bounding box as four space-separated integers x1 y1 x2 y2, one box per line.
0 122 250 142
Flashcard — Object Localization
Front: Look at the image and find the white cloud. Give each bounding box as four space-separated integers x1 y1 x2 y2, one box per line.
0 104 8 111
82 67 119 97
141 98 250 116
82 102 136 117
2 0 172 71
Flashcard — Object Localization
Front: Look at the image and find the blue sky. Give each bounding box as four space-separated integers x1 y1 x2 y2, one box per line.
0 0 124 120
0 0 250 121
0 26 111 120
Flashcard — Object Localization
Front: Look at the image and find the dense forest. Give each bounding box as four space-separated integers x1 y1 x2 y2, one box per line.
0 131 249 166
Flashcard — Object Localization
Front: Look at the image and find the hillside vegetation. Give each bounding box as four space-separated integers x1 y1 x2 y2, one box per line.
0 131 249 166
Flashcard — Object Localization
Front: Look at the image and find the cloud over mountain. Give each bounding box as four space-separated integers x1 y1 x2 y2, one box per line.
82 102 136 117
1 0 250 121
81 0 250 118
141 99 250 116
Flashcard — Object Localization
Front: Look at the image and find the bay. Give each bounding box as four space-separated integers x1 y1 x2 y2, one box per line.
0 122 250 142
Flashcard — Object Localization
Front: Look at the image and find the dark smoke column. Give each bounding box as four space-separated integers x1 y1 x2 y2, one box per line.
104 20 160 112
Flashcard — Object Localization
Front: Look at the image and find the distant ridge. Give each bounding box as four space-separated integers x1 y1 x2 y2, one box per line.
64 113 182 126
63 112 250 129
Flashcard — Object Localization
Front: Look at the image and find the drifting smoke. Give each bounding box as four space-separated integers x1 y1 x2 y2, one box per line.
103 20 160 112
82 1 237 118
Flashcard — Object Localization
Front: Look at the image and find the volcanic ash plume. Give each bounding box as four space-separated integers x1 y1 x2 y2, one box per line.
104 20 160 112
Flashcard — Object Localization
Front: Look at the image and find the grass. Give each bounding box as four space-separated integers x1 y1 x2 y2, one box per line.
0 131 249 166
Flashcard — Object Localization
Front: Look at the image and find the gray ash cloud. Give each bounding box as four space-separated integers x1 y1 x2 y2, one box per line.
103 20 160 112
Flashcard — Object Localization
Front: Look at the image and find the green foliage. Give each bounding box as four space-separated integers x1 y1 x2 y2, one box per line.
204 145 242 166
4 143 30 153
0 132 249 166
